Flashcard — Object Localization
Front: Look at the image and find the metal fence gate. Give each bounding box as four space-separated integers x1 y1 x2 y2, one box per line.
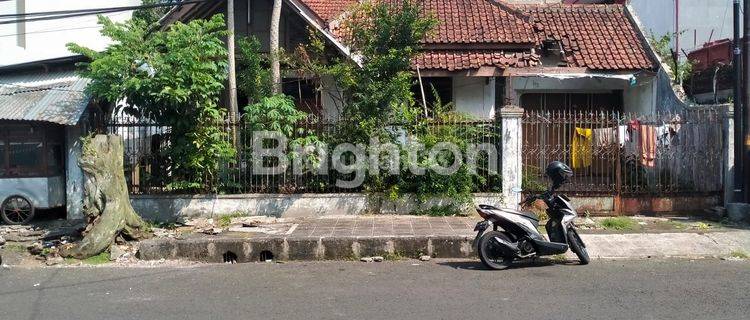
521 108 724 197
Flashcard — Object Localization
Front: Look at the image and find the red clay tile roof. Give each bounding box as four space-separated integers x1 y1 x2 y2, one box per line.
419 0 536 45
297 0 655 71
300 0 358 22
516 4 655 70
414 50 540 71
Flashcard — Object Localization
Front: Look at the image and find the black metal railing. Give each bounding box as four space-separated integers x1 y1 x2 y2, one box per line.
107 113 503 194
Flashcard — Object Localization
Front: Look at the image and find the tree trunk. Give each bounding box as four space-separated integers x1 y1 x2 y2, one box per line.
60 134 151 259
270 0 282 94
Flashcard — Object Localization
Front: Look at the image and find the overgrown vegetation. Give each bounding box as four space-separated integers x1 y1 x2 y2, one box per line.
648 32 694 84
237 36 273 105
290 0 497 213
70 14 235 192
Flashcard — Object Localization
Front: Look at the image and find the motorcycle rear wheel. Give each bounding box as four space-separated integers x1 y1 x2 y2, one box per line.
567 227 590 265
478 231 515 270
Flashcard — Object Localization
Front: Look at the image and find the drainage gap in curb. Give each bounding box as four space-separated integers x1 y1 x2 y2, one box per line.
223 251 238 264
259 250 274 262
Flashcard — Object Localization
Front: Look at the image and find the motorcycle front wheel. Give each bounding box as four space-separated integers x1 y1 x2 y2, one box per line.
477 231 515 270
567 227 590 265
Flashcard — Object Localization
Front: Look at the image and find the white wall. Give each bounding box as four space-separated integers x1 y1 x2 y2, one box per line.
320 76 345 120
0 0 140 67
453 77 496 119
629 0 736 58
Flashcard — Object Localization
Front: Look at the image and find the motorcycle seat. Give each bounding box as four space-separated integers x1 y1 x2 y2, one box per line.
507 209 539 221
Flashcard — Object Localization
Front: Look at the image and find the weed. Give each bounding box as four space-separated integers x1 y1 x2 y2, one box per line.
550 254 567 262
600 217 637 231
218 212 247 227
383 251 406 261
694 222 711 230
729 250 749 259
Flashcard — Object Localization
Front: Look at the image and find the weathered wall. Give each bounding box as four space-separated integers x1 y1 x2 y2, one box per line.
129 193 720 222
130 193 507 222
453 77 496 119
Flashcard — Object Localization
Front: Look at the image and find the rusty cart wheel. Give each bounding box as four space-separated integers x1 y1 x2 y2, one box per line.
1 195 35 225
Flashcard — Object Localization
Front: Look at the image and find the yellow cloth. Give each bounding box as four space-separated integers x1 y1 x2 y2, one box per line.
571 127 593 169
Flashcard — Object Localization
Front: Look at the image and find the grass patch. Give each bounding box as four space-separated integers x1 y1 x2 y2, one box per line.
599 217 637 231
1 243 28 253
65 252 110 265
729 250 749 259
382 251 408 261
412 205 462 217
218 212 247 227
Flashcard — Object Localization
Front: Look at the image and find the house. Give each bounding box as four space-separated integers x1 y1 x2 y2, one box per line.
163 0 661 118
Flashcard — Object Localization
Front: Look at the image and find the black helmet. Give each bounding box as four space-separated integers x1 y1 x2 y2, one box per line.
545 161 573 187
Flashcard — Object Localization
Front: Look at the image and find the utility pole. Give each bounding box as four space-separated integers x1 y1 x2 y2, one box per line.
734 0 744 202
746 0 750 202
227 0 239 121
674 0 680 65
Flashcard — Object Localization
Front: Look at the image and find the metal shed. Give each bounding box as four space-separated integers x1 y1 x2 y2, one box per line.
0 69 92 224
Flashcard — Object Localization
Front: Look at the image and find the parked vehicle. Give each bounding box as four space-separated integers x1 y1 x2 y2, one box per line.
474 161 589 270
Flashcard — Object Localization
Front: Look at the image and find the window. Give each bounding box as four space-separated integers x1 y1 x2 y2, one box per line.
412 77 454 111
519 92 624 111
0 123 65 178
8 141 43 177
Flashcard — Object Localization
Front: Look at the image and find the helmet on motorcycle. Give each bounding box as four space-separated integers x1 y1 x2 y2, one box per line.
545 161 573 187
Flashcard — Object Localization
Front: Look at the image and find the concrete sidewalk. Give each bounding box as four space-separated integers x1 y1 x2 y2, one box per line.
136 216 750 263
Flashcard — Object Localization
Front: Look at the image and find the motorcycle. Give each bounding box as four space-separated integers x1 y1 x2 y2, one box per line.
474 161 590 270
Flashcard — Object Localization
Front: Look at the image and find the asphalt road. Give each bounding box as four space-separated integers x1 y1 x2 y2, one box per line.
1 259 748 320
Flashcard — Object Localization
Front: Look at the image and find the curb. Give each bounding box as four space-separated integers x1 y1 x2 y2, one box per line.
137 235 477 263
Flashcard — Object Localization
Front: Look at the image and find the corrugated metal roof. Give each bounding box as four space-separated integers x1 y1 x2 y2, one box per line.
0 70 91 125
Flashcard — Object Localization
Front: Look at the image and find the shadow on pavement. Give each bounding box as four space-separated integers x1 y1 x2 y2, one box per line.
437 258 581 271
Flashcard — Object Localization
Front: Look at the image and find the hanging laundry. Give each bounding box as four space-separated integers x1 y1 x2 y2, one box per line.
639 125 657 167
618 125 630 146
668 114 682 145
571 127 593 169
656 125 671 147
593 127 617 147
628 119 641 132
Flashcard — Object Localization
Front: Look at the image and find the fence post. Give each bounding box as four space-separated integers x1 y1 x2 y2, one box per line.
723 104 736 207
500 105 524 208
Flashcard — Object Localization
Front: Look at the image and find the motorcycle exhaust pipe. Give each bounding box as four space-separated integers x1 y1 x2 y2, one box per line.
492 235 520 257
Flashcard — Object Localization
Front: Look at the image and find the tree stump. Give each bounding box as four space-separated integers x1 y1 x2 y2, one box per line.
60 134 152 259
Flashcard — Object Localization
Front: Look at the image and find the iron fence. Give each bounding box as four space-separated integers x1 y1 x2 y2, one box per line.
522 108 724 196
107 113 503 194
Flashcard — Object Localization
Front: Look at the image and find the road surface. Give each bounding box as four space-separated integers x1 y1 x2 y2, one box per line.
1 259 748 320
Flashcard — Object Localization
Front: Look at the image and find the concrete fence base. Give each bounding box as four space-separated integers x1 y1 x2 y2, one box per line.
130 193 722 222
